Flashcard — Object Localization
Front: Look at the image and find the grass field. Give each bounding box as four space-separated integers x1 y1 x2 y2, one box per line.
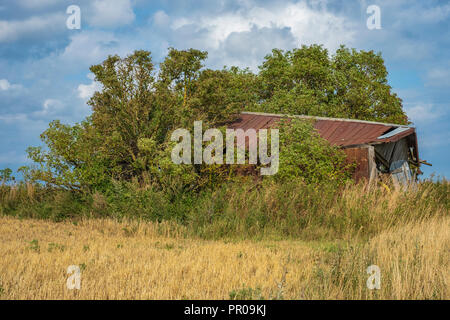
0 212 448 299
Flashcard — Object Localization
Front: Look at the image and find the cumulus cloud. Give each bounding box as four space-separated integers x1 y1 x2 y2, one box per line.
170 1 355 52
152 10 170 27
87 0 135 28
405 103 446 124
77 74 102 100
213 26 297 69
425 68 450 88
33 99 65 117
0 13 65 43
161 1 356 70
58 31 120 68
17 0 61 9
0 79 22 91
0 79 12 90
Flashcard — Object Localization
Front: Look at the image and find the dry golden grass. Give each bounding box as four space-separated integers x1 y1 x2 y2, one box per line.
0 214 448 300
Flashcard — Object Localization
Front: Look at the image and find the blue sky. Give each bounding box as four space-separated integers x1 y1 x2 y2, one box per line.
0 0 449 179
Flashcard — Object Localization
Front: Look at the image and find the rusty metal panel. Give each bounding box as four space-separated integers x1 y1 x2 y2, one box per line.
240 115 258 130
352 125 382 141
242 115 268 131
346 124 389 146
337 123 365 146
253 116 273 130
231 115 279 151
229 114 253 129
335 123 368 146
327 122 351 145
343 147 370 182
332 122 363 146
318 121 341 140
229 113 416 148
313 120 329 132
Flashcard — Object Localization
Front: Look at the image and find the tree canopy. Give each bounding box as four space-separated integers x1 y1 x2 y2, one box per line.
253 45 407 124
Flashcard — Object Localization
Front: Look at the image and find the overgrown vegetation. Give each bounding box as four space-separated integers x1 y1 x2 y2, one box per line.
1 178 448 241
12 45 406 194
0 44 441 241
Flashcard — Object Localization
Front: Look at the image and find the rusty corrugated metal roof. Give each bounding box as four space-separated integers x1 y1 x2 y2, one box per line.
229 112 416 148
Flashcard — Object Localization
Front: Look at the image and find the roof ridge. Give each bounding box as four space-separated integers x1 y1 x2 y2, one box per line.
241 111 413 128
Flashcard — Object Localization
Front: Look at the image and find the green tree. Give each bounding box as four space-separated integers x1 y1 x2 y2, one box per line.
87 50 182 181
159 48 208 112
25 51 171 191
190 66 258 125
257 45 335 116
23 49 253 192
26 119 109 191
332 46 407 124
254 45 408 124
0 168 14 185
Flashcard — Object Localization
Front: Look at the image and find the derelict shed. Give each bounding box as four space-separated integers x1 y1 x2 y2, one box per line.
229 112 422 185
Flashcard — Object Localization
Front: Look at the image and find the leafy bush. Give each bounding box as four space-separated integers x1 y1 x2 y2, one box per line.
274 118 353 184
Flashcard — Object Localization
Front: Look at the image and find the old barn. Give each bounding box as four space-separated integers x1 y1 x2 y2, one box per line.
229 112 423 186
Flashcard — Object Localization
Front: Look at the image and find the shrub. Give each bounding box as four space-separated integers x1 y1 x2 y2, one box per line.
274 118 353 185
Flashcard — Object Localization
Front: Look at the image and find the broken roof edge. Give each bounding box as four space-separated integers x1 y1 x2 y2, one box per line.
240 111 413 129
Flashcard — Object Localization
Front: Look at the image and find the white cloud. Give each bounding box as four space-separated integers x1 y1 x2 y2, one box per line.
152 10 170 27
214 26 297 70
88 0 135 28
78 74 102 100
0 79 12 90
162 1 356 70
46 28 147 74
0 113 28 123
58 31 120 67
18 0 61 9
388 1 450 25
0 79 22 91
33 99 65 117
425 68 450 88
0 13 65 43
170 1 355 52
405 103 445 124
